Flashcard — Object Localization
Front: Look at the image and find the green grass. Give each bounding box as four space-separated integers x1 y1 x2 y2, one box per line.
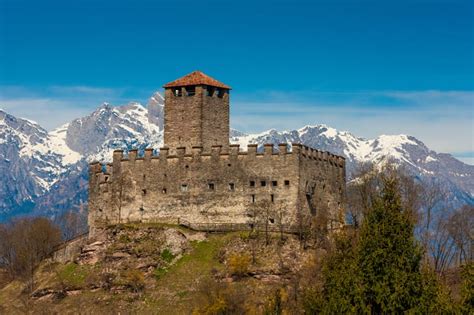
160 249 175 263
149 233 237 313
57 263 92 288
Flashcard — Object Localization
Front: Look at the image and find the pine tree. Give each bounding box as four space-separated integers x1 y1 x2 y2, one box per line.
357 174 423 314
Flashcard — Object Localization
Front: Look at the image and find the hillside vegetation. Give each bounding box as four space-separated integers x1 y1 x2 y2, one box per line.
0 165 472 314
0 224 317 314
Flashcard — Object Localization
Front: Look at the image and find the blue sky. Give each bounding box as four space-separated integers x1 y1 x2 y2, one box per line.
0 0 473 163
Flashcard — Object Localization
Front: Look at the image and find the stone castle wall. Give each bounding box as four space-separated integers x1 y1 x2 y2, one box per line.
88 143 345 235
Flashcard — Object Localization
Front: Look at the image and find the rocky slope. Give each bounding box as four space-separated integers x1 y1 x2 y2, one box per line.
0 92 472 220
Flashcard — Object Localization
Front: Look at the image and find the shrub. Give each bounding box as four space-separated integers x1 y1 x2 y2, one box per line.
123 269 145 292
161 249 175 263
227 253 251 277
154 267 167 280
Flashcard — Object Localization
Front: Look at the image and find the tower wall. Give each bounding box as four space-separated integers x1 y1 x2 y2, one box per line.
164 85 230 154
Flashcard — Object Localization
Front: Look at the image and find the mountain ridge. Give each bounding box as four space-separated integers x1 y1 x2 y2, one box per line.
0 92 472 220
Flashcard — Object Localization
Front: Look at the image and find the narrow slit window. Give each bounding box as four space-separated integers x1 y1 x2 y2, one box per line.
271 194 275 202
251 194 256 203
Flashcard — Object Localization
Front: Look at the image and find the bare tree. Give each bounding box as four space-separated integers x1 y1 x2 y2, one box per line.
54 211 87 241
448 205 473 265
346 162 378 229
0 218 62 292
428 212 457 274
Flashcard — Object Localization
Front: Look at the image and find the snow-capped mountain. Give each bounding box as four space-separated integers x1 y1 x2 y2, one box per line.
0 92 472 220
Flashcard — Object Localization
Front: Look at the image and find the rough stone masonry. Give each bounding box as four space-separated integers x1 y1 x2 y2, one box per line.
88 71 346 236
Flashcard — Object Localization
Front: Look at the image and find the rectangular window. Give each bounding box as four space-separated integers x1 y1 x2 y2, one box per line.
251 194 256 203
229 183 235 191
208 183 215 190
181 184 188 192
284 180 290 186
261 180 266 187
271 194 275 202
174 88 182 97
272 181 278 187
250 180 255 187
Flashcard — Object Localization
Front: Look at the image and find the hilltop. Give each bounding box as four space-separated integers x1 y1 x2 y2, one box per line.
0 224 317 314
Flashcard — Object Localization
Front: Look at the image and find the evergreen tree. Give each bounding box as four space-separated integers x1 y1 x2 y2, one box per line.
357 174 423 313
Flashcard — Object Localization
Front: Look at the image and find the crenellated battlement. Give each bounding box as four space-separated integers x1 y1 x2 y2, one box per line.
104 143 344 165
90 143 345 186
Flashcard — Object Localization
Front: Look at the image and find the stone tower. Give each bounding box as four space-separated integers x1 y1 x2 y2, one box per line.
163 71 231 153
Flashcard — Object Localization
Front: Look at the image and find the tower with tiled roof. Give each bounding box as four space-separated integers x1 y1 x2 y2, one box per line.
163 71 231 153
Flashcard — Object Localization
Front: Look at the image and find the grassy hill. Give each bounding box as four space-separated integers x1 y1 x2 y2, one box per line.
0 224 317 314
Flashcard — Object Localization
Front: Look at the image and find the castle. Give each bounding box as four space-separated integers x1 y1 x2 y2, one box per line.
88 71 346 235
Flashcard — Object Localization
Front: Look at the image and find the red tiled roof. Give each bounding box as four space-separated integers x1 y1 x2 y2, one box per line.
163 71 231 89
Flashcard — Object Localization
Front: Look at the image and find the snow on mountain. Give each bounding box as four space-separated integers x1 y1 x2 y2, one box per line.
0 91 472 220
230 124 474 206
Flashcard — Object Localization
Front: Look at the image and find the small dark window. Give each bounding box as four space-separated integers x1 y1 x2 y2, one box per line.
139 206 144 212
98 208 103 212
229 183 235 191
142 189 147 195
162 188 167 194
251 194 256 203
181 184 188 192
206 86 215 97
208 183 215 190
186 86 195 96
185 165 189 169
217 88 225 98
250 181 255 187
269 218 275 224
284 180 290 186
143 174 146 180
272 181 278 187
261 181 266 187
271 194 275 202
228 163 231 167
